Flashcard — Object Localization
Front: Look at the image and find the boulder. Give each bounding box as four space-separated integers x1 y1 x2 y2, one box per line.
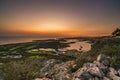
93 61 109 74
118 69 120 76
97 54 109 62
40 60 74 80
108 72 120 80
53 61 74 79
87 67 104 78
109 67 118 75
73 54 120 80
73 68 93 80
40 59 60 72
37 54 120 80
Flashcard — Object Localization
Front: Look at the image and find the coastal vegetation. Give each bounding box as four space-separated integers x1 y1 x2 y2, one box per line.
0 28 120 80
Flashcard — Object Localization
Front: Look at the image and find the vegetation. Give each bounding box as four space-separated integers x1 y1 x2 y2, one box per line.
0 29 120 80
112 28 120 36
3 58 45 80
74 37 120 69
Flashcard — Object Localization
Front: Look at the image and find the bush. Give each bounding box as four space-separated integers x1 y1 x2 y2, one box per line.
75 56 92 68
86 37 120 69
3 58 45 80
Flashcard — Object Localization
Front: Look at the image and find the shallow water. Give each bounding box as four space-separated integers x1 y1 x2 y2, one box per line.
61 39 91 51
0 38 91 52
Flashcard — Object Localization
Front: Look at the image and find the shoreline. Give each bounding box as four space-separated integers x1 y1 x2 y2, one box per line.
0 36 92 45
0 36 108 45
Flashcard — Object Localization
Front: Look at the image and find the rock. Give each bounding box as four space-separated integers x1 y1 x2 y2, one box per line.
40 59 61 78
102 59 110 66
83 63 97 69
109 67 118 75
53 61 74 79
93 61 102 67
93 61 109 74
40 60 74 80
94 77 99 80
108 72 120 80
73 68 93 80
80 63 104 78
118 69 120 76
40 59 60 72
38 54 120 80
97 54 109 62
103 77 110 80
87 66 104 78
73 54 120 80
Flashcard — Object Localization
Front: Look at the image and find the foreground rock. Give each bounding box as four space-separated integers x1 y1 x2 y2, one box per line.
36 54 120 80
39 59 74 80
73 54 120 80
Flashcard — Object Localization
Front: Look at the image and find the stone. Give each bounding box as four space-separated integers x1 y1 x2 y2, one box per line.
37 54 120 80
102 60 110 66
73 68 93 80
109 67 118 75
97 54 109 62
108 72 120 80
73 54 120 80
40 59 60 72
103 77 110 80
87 67 104 78
93 61 102 67
94 77 99 80
118 69 120 76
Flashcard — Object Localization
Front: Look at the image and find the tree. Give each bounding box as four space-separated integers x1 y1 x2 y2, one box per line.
112 28 120 36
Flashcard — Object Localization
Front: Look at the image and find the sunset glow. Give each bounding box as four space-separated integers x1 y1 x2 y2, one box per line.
0 0 120 37
39 22 67 32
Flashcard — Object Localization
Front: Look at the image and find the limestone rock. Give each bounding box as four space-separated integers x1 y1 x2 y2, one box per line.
108 72 120 80
87 67 104 78
97 54 109 62
73 54 120 80
37 54 120 80
109 67 118 75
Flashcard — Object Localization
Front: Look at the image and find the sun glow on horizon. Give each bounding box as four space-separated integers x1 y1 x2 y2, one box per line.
0 0 119 37
38 22 68 32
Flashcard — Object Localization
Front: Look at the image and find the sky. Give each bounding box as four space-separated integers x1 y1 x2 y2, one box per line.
0 0 120 37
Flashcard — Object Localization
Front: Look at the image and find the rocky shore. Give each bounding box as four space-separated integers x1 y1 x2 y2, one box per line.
73 54 120 80
1 36 120 80
36 54 120 80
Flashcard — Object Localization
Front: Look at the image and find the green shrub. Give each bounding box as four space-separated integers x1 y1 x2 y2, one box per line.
3 58 45 80
75 56 91 68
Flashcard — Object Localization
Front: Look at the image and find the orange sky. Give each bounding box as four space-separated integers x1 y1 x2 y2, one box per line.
0 0 120 37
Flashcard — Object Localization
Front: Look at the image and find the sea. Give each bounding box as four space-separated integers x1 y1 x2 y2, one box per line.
0 37 91 51
0 37 57 45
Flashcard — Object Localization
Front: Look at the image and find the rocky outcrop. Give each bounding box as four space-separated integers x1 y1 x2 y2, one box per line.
36 54 120 80
52 61 74 79
73 54 120 80
39 59 74 80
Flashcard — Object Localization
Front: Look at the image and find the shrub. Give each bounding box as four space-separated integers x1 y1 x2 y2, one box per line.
3 58 45 80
